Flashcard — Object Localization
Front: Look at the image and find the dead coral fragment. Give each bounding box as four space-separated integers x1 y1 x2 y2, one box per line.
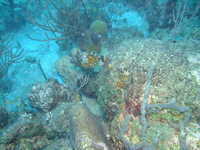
28 78 69 112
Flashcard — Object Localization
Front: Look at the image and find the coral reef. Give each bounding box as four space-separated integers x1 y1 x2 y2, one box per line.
97 38 200 116
0 113 45 144
46 102 74 133
44 138 73 150
28 78 69 112
1 0 200 149
78 20 108 54
0 102 79 149
95 38 200 149
71 20 108 71
56 55 80 83
27 0 110 43
69 103 111 150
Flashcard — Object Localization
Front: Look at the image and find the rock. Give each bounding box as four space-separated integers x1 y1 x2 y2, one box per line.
47 102 75 133
95 38 200 149
44 138 73 150
18 135 49 150
96 38 200 119
56 55 80 84
69 103 111 150
0 113 45 144
28 78 69 112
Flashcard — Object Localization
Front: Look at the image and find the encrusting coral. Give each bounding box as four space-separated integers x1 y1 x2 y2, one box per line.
96 38 200 149
28 78 69 112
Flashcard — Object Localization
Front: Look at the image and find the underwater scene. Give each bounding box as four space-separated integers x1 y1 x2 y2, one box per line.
0 0 200 149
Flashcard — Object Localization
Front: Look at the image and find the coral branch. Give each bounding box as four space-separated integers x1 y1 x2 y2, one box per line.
26 0 89 41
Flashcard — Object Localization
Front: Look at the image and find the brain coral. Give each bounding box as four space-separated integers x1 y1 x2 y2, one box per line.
90 20 108 34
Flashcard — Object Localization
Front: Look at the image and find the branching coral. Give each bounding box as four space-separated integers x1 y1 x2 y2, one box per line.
26 0 110 42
